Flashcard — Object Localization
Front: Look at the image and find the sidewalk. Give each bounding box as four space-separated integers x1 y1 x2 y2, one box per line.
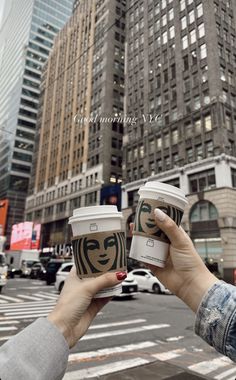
99 360 210 380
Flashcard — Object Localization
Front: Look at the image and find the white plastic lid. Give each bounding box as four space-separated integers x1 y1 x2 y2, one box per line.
69 205 123 224
139 181 188 205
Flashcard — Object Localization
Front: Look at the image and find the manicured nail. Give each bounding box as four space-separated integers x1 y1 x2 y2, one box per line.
154 208 166 222
116 271 127 281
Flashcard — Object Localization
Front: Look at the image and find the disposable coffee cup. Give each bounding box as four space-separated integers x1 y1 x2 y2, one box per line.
130 181 188 268
69 206 126 298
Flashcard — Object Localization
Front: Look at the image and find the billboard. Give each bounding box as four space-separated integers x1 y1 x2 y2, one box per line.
0 199 9 236
10 222 41 250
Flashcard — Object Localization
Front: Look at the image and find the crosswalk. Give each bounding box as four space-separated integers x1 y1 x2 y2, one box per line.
63 318 236 380
0 293 235 380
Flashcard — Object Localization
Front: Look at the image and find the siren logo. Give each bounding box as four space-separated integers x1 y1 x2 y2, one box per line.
133 199 183 244
72 231 126 278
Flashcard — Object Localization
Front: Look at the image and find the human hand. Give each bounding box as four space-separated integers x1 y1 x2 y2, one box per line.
48 267 126 348
131 208 219 312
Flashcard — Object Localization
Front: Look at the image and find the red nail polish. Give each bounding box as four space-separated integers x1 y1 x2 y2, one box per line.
116 271 127 281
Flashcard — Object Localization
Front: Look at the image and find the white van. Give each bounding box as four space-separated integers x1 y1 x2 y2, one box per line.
6 250 39 277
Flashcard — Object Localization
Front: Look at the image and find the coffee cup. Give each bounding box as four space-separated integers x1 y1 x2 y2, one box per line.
69 205 126 298
129 181 188 267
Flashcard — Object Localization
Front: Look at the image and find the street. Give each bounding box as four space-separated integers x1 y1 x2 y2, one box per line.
0 279 235 380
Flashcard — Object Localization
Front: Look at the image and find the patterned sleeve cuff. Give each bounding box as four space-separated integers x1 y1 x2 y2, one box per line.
195 281 236 361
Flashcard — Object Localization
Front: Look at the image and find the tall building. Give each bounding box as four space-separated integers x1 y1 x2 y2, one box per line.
0 0 74 244
122 0 236 283
26 0 126 249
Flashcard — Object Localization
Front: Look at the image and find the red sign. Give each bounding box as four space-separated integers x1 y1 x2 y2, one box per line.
0 199 9 235
10 222 41 250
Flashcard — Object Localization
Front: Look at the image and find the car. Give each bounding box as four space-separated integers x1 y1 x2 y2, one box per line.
21 260 40 277
55 262 74 292
116 273 138 298
30 262 47 280
130 269 171 294
45 259 69 285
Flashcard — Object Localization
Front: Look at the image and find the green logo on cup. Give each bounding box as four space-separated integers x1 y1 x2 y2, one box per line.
72 231 126 278
133 199 183 243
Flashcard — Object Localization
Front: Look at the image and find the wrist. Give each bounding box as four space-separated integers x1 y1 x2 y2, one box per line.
47 313 73 348
178 271 220 313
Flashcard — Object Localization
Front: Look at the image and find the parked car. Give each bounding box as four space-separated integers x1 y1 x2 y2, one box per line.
46 259 70 285
55 264 138 298
55 262 74 292
30 262 47 280
116 273 138 298
21 260 40 277
130 269 171 294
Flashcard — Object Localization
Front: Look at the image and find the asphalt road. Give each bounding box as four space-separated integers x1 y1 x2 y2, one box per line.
0 279 235 380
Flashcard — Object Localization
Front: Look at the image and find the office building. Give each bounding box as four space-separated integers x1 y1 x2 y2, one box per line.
122 0 236 283
0 0 74 244
25 0 126 250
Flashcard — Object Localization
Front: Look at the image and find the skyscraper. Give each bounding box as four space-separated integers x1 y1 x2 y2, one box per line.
25 0 126 249
0 0 74 243
122 0 236 283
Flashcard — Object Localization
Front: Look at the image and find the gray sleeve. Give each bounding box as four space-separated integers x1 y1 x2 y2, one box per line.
0 317 70 380
195 281 236 362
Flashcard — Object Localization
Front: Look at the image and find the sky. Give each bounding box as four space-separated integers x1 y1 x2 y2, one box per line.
0 0 5 27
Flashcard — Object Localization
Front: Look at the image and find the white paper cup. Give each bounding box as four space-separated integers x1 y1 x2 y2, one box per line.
130 181 188 268
69 206 126 298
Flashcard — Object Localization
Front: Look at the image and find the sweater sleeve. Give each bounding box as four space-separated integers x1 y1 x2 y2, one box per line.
195 281 236 362
0 317 70 380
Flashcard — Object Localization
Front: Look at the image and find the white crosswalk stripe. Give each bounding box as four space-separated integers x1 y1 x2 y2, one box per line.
16 294 46 301
188 357 232 375
63 358 150 379
0 295 23 303
215 367 236 379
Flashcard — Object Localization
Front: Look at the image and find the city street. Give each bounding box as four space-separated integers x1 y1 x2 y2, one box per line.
0 279 235 379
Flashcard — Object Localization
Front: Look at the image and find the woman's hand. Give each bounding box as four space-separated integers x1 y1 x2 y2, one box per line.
48 267 126 348
132 208 219 313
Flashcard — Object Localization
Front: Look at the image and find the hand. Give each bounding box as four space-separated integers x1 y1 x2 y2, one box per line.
131 208 219 313
48 267 126 348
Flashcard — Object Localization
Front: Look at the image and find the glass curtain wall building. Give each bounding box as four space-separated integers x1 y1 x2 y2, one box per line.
0 0 74 244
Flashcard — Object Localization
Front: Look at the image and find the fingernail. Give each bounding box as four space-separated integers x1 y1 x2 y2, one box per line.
116 271 127 281
154 208 166 222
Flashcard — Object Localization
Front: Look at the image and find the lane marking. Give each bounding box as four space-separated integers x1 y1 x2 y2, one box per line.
0 295 22 303
0 301 56 310
0 326 18 331
0 299 8 304
166 336 184 342
69 341 157 362
89 319 146 330
4 308 54 316
63 358 150 379
0 313 50 320
0 336 13 341
215 367 236 379
0 321 19 325
188 357 232 375
81 324 170 341
34 293 58 300
152 348 186 361
16 294 45 301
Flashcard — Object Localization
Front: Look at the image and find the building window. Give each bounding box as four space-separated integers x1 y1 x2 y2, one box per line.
232 168 236 187
225 114 232 130
189 10 195 24
198 23 205 39
190 29 197 44
190 201 218 222
182 35 188 49
200 43 207 59
206 140 214 157
187 148 194 162
204 114 212 131
181 16 187 30
196 144 203 160
189 169 216 193
180 0 185 11
196 3 203 18
194 119 201 134
171 129 178 144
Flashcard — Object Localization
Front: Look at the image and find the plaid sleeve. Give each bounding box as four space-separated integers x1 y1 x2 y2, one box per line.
195 281 236 362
